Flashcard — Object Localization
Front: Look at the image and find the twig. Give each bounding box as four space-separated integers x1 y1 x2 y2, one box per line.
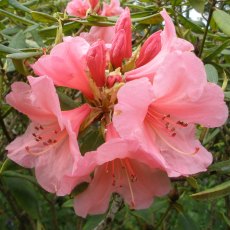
93 194 124 230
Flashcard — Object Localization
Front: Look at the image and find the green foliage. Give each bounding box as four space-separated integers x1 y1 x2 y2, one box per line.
0 0 229 229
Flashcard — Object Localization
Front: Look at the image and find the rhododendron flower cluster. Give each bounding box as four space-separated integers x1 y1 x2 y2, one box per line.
6 4 228 218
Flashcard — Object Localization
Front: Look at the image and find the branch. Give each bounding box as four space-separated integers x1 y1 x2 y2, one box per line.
93 194 124 230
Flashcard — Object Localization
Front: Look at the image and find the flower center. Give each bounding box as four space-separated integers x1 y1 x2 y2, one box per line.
146 106 199 156
105 158 137 208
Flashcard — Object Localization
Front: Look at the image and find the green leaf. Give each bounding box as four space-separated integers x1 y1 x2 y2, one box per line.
0 0 8 7
0 159 21 174
190 180 230 201
7 51 42 59
0 44 19 55
83 215 105 230
205 64 218 83
178 14 204 33
186 177 199 190
189 0 205 13
9 0 31 13
203 39 230 62
2 176 40 219
62 199 74 208
79 125 104 155
57 91 80 110
131 13 162 24
11 59 28 75
0 9 36 25
208 160 230 174
9 30 28 49
213 9 230 36
31 11 57 23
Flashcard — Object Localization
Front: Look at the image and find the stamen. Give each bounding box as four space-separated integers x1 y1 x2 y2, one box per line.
124 165 135 208
153 127 199 156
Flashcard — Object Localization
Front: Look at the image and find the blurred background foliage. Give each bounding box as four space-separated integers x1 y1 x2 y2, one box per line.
0 0 230 229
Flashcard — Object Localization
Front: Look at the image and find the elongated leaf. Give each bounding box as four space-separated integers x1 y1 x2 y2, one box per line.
213 9 230 36
203 39 230 62
0 9 36 25
205 64 218 83
191 180 230 200
7 51 42 59
2 176 40 219
208 160 230 174
31 11 57 23
0 44 19 55
9 0 31 13
131 13 162 24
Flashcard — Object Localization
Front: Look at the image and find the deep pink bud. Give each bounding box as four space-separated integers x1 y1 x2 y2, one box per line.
136 31 162 68
86 40 106 87
88 0 99 9
114 7 132 58
110 29 126 68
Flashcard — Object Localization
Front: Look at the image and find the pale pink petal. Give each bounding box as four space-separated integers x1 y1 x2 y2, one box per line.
74 166 114 217
152 52 206 100
66 0 90 18
32 37 93 99
113 78 154 137
6 76 62 124
35 131 80 195
6 123 39 168
136 30 161 68
118 161 170 209
153 125 213 177
86 40 106 87
80 26 115 45
160 9 193 52
101 0 124 16
152 52 228 127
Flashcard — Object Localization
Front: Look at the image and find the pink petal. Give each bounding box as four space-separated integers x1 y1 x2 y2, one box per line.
101 0 124 16
113 78 154 137
160 9 193 52
136 30 161 68
152 125 213 177
6 76 62 124
118 160 170 209
6 123 38 168
32 37 94 99
80 26 115 45
152 52 228 127
66 0 90 18
74 166 114 217
86 40 106 87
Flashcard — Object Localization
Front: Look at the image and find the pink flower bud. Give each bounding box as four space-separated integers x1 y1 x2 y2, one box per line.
110 29 126 68
135 30 162 68
86 40 106 87
115 8 132 58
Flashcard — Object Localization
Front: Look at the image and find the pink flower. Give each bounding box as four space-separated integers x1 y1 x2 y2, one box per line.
113 52 228 177
73 124 170 217
6 76 91 195
32 37 94 99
